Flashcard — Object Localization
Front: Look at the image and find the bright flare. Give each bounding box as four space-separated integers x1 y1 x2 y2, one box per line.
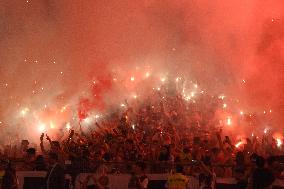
66 122 71 130
38 124 46 132
276 138 282 148
227 117 232 126
235 141 243 148
20 108 30 116
130 76 135 81
160 77 166 82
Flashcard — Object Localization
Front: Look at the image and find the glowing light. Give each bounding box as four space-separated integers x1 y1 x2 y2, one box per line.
269 109 272 113
53 61 56 64
223 104 227 108
242 79 246 83
190 92 195 97
133 95 137 99
240 111 244 115
60 106 67 113
113 78 117 81
60 71 63 74
226 117 232 126
263 110 266 114
252 133 254 137
66 123 71 130
38 124 46 132
218 95 225 100
185 96 191 101
132 124 135 130
157 87 161 91
130 76 135 81
41 87 44 90
83 117 92 125
0 121 2 124
20 108 30 116
272 18 274 22
276 138 282 148
235 141 243 148
160 77 166 82
94 114 100 119
175 77 181 82
264 128 268 134
50 121 55 129
145 72 150 78
120 103 126 107
34 60 38 63
44 104 47 109
194 84 198 88
4 83 8 87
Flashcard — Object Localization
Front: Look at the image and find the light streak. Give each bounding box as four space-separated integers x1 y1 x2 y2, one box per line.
235 141 243 148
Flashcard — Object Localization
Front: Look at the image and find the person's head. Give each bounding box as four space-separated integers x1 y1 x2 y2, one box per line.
256 155 265 169
21 140 29 149
133 161 146 174
25 148 36 162
235 151 245 165
48 152 58 165
176 164 184 173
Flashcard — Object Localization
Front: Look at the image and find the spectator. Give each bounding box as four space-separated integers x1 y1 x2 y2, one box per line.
166 165 188 189
45 152 65 189
1 162 18 189
247 155 275 189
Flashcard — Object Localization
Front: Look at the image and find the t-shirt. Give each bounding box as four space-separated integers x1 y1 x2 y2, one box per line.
167 173 189 189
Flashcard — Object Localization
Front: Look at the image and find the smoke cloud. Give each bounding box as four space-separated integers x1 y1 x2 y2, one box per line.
0 0 283 142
